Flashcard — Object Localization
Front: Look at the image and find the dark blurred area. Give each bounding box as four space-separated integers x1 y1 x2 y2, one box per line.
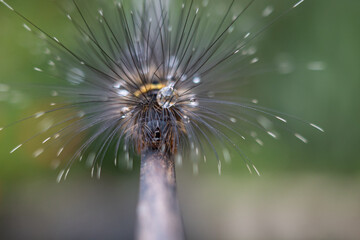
0 0 359 239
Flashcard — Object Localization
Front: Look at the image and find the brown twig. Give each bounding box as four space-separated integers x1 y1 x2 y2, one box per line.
135 149 185 240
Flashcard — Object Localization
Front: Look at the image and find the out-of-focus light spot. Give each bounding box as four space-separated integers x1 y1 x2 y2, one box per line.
307 61 327 71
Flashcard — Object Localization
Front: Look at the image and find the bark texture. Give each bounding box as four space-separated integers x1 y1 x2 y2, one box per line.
135 149 185 240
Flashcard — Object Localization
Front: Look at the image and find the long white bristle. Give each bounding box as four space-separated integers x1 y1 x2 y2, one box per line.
246 164 252 174
91 167 95 178
57 147 64 157
293 0 304 8
267 131 277 139
23 24 31 32
42 137 51 144
10 144 22 154
276 116 287 123
295 133 308 143
0 0 14 11
57 170 65 183
64 169 70 180
253 165 261 176
310 123 324 132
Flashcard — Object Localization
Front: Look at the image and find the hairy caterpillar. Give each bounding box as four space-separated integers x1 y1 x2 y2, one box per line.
0 0 323 182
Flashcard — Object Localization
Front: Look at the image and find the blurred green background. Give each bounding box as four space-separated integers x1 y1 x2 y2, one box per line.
0 0 359 239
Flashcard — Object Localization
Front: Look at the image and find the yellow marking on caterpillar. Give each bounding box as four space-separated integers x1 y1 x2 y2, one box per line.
134 83 166 97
